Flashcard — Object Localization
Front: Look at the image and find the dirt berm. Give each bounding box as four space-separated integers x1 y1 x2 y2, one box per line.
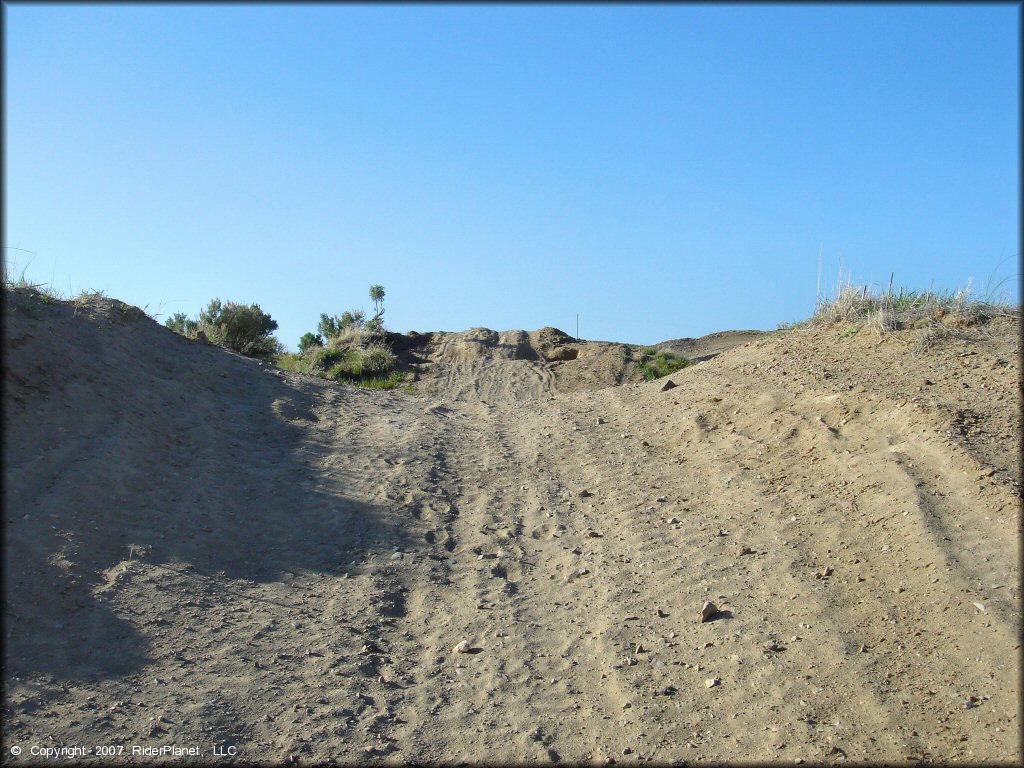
3 287 1020 764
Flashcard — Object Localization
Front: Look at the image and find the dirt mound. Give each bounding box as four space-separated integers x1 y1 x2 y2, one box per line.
655 329 768 361
393 326 641 400
4 286 1020 764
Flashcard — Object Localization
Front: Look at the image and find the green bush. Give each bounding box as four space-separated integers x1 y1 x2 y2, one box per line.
637 348 693 380
200 299 278 354
304 346 346 373
164 299 283 359
285 286 397 388
298 332 324 352
165 312 198 337
360 371 404 390
275 353 305 373
318 310 366 340
362 342 396 374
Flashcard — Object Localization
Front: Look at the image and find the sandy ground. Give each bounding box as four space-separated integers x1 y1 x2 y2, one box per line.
3 287 1020 765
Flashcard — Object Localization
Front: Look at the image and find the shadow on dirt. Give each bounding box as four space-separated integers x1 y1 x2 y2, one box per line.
2 290 413 681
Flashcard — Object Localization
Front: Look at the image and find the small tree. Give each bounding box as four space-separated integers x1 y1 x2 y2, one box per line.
368 285 385 330
298 332 324 353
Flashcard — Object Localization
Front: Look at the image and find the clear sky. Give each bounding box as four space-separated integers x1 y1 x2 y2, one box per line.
4 3 1019 348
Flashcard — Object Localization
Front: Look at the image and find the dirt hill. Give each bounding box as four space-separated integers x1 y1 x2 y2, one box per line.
3 287 1020 764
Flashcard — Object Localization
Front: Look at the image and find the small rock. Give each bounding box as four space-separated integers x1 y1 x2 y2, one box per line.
973 602 986 613
596 417 604 425
700 601 719 623
737 546 753 556
762 640 785 653
660 380 677 392
705 677 720 688
451 640 470 654
579 489 593 498
656 496 668 503
622 747 633 755
390 552 403 560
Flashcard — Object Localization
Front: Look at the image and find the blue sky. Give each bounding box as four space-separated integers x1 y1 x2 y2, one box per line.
4 3 1019 348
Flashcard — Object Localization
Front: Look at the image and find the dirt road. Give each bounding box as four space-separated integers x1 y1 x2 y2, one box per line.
4 289 1020 764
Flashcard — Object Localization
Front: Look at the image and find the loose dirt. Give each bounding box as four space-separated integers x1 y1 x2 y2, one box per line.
4 288 1020 764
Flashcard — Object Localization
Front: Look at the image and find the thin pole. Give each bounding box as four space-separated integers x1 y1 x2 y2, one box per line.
816 242 823 308
576 314 579 342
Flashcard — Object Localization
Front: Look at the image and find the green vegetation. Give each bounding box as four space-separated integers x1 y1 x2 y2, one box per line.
637 348 693 380
776 318 808 331
165 298 284 360
298 332 324 353
279 284 404 389
165 311 199 337
279 338 402 389
368 284 385 331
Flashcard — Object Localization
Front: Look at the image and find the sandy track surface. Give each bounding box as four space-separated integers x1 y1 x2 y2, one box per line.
3 289 1020 765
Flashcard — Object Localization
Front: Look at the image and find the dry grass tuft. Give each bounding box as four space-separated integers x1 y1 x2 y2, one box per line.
807 273 1018 352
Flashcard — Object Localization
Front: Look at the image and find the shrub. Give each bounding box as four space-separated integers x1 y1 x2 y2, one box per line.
298 332 324 353
360 371 404 390
165 312 198 337
318 310 366 340
304 346 346 373
285 286 397 388
198 298 283 359
305 342 399 385
362 342 396 374
326 354 361 380
317 313 343 339
275 352 305 373
637 348 693 380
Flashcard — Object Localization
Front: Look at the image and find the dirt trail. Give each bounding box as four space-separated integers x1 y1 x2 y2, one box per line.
3 289 1020 764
